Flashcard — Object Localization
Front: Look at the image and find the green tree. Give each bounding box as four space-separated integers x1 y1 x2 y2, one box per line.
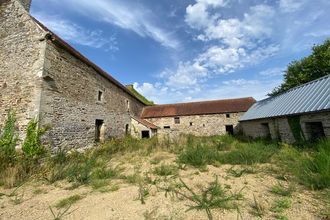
269 39 330 96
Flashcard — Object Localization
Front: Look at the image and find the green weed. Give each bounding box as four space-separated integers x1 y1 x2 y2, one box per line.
55 194 84 209
250 194 265 217
270 198 291 213
153 164 178 176
162 177 243 220
270 182 295 197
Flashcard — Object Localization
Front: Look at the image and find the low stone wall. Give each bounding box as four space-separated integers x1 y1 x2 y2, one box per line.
240 111 330 143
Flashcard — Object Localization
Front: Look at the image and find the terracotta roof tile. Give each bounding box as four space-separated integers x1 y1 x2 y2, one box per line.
141 97 256 118
132 116 158 129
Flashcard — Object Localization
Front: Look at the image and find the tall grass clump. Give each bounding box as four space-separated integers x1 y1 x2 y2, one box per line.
275 139 330 189
178 144 219 168
217 141 279 165
0 111 18 168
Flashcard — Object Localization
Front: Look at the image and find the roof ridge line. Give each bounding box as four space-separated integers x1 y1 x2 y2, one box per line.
149 97 255 107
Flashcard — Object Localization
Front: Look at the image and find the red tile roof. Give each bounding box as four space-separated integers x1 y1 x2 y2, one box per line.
132 116 158 129
141 97 256 118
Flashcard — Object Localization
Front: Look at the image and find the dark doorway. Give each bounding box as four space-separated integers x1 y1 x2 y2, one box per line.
305 122 325 141
95 119 104 142
141 130 150 139
261 123 271 138
225 125 234 135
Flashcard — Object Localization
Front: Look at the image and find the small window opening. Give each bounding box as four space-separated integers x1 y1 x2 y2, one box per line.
174 117 180 124
226 114 230 118
305 122 325 141
190 122 193 126
203 124 205 127
95 119 104 142
126 100 130 112
261 123 270 138
98 91 103 102
225 125 234 135
141 130 150 138
164 126 170 129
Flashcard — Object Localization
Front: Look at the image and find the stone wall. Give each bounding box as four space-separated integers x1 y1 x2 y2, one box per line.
17 0 31 11
0 0 46 141
240 111 330 143
145 112 244 138
39 40 145 149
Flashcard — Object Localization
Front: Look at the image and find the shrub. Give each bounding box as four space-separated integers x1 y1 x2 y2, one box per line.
21 119 47 160
0 111 18 167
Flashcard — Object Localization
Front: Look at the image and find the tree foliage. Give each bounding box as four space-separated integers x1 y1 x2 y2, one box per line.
0 111 18 166
269 39 330 96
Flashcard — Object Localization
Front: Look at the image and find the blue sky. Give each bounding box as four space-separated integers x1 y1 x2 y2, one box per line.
31 0 330 104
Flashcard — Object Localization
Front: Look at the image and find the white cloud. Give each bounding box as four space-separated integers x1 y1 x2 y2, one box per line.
197 45 278 73
134 78 282 104
47 0 180 49
279 0 307 13
223 79 259 86
153 2 280 92
162 61 208 89
34 12 118 51
304 29 330 38
260 67 285 77
185 0 226 29
195 4 276 48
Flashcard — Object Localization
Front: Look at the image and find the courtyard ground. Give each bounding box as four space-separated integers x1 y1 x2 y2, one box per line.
0 136 329 220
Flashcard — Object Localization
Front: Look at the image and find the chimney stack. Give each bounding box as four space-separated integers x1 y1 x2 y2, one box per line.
18 0 32 12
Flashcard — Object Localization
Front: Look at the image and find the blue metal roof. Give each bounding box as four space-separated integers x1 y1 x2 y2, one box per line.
240 75 330 121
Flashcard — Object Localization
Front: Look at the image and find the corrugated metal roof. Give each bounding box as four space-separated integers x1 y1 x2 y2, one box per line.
141 97 256 118
240 75 330 121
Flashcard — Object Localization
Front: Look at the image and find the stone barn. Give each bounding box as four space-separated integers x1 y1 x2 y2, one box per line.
240 75 330 143
140 97 256 139
0 0 147 149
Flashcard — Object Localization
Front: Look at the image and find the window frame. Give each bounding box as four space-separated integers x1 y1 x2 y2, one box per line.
174 117 180 124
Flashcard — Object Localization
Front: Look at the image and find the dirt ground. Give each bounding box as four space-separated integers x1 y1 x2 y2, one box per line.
0 151 328 220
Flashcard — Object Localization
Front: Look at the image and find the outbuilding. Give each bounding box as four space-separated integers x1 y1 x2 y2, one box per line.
239 75 330 143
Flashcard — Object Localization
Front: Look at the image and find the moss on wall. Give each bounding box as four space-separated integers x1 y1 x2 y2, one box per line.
288 116 305 143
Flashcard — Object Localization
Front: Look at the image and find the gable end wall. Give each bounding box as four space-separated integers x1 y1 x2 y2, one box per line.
0 0 46 141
